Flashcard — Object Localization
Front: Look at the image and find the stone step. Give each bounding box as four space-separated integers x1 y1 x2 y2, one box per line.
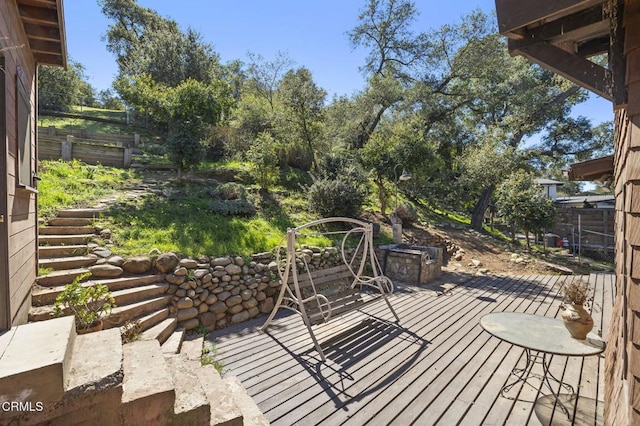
225 377 270 426
140 317 177 346
57 208 106 218
39 244 89 259
33 274 167 306
166 355 210 425
197 364 243 426
111 283 169 307
38 255 98 271
39 225 96 235
122 339 175 426
106 295 172 329
48 217 93 226
35 268 91 287
161 327 185 355
136 307 170 333
39 234 96 246
0 316 76 404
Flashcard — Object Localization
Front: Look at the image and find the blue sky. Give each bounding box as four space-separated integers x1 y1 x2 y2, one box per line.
63 0 612 124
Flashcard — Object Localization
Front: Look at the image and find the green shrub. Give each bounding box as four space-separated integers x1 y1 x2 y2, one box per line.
308 178 366 218
209 199 256 216
394 201 418 225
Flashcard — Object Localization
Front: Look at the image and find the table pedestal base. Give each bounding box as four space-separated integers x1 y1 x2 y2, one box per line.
501 349 574 418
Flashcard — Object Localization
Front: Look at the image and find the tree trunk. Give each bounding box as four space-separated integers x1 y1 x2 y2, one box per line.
471 184 495 231
376 177 387 216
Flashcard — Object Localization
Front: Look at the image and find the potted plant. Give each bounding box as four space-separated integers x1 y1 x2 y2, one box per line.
560 279 594 340
54 273 116 334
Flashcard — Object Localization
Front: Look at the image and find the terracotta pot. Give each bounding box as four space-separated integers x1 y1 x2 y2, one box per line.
561 304 594 340
77 319 104 335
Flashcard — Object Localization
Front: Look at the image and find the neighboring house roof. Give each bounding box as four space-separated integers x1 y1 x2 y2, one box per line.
16 0 67 67
535 178 564 185
555 195 615 205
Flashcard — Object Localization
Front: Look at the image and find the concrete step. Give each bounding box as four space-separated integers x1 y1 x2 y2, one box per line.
39 244 89 259
225 377 270 426
122 340 175 426
106 295 172 329
140 317 177 345
39 234 96 245
161 327 185 355
112 283 169 307
48 217 93 226
33 275 167 306
197 364 243 426
0 316 76 404
39 225 96 235
36 268 91 287
57 208 106 218
136 307 170 333
166 355 210 425
38 254 98 271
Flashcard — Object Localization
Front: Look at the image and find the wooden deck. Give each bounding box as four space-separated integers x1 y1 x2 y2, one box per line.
206 273 614 425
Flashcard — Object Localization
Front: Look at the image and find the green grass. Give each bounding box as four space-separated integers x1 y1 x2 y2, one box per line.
38 106 141 135
38 159 138 220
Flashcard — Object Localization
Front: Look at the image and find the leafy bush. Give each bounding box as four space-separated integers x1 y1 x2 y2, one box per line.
308 178 366 218
53 273 115 330
394 201 418 225
207 182 246 200
246 132 280 189
209 199 256 216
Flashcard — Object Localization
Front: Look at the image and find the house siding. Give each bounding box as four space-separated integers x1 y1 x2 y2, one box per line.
1 0 38 326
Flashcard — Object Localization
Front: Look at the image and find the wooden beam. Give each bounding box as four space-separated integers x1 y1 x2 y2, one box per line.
577 36 611 57
495 0 606 36
27 38 61 54
516 5 608 47
33 52 64 67
18 4 59 26
509 39 613 101
22 22 60 42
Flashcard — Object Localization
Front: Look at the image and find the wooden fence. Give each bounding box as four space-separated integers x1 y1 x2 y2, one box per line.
37 127 140 168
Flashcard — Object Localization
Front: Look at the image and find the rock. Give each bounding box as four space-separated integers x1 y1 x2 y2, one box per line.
198 289 209 302
225 264 242 275
176 289 187 298
243 298 258 309
177 297 194 309
471 259 483 267
205 294 218 305
92 247 112 258
198 303 209 313
260 298 275 314
217 291 232 302
241 290 253 301
194 269 209 279
174 267 188 276
202 273 212 284
231 311 250 324
268 261 279 272
155 252 179 273
252 252 272 262
228 305 244 314
88 264 123 278
200 312 217 328
180 318 200 330
211 257 232 267
453 252 463 261
179 258 198 269
226 295 243 307
234 256 245 266
248 307 260 318
478 268 489 274
99 229 112 239
209 302 228 314
177 307 199 321
122 256 152 274
256 291 266 302
166 274 186 285
107 256 125 266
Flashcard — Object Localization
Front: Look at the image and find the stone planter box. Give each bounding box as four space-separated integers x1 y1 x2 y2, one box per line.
376 244 443 285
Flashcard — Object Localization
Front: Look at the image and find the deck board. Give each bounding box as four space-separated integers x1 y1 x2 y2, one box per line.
206 273 613 425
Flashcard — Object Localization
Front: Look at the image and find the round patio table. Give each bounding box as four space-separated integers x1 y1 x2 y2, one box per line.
480 312 605 419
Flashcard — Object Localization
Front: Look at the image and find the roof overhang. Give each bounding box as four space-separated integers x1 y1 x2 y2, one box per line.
17 0 67 68
494 0 619 103
567 154 614 183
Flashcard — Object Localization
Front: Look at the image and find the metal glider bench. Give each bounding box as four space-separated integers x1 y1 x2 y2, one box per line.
261 217 400 361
